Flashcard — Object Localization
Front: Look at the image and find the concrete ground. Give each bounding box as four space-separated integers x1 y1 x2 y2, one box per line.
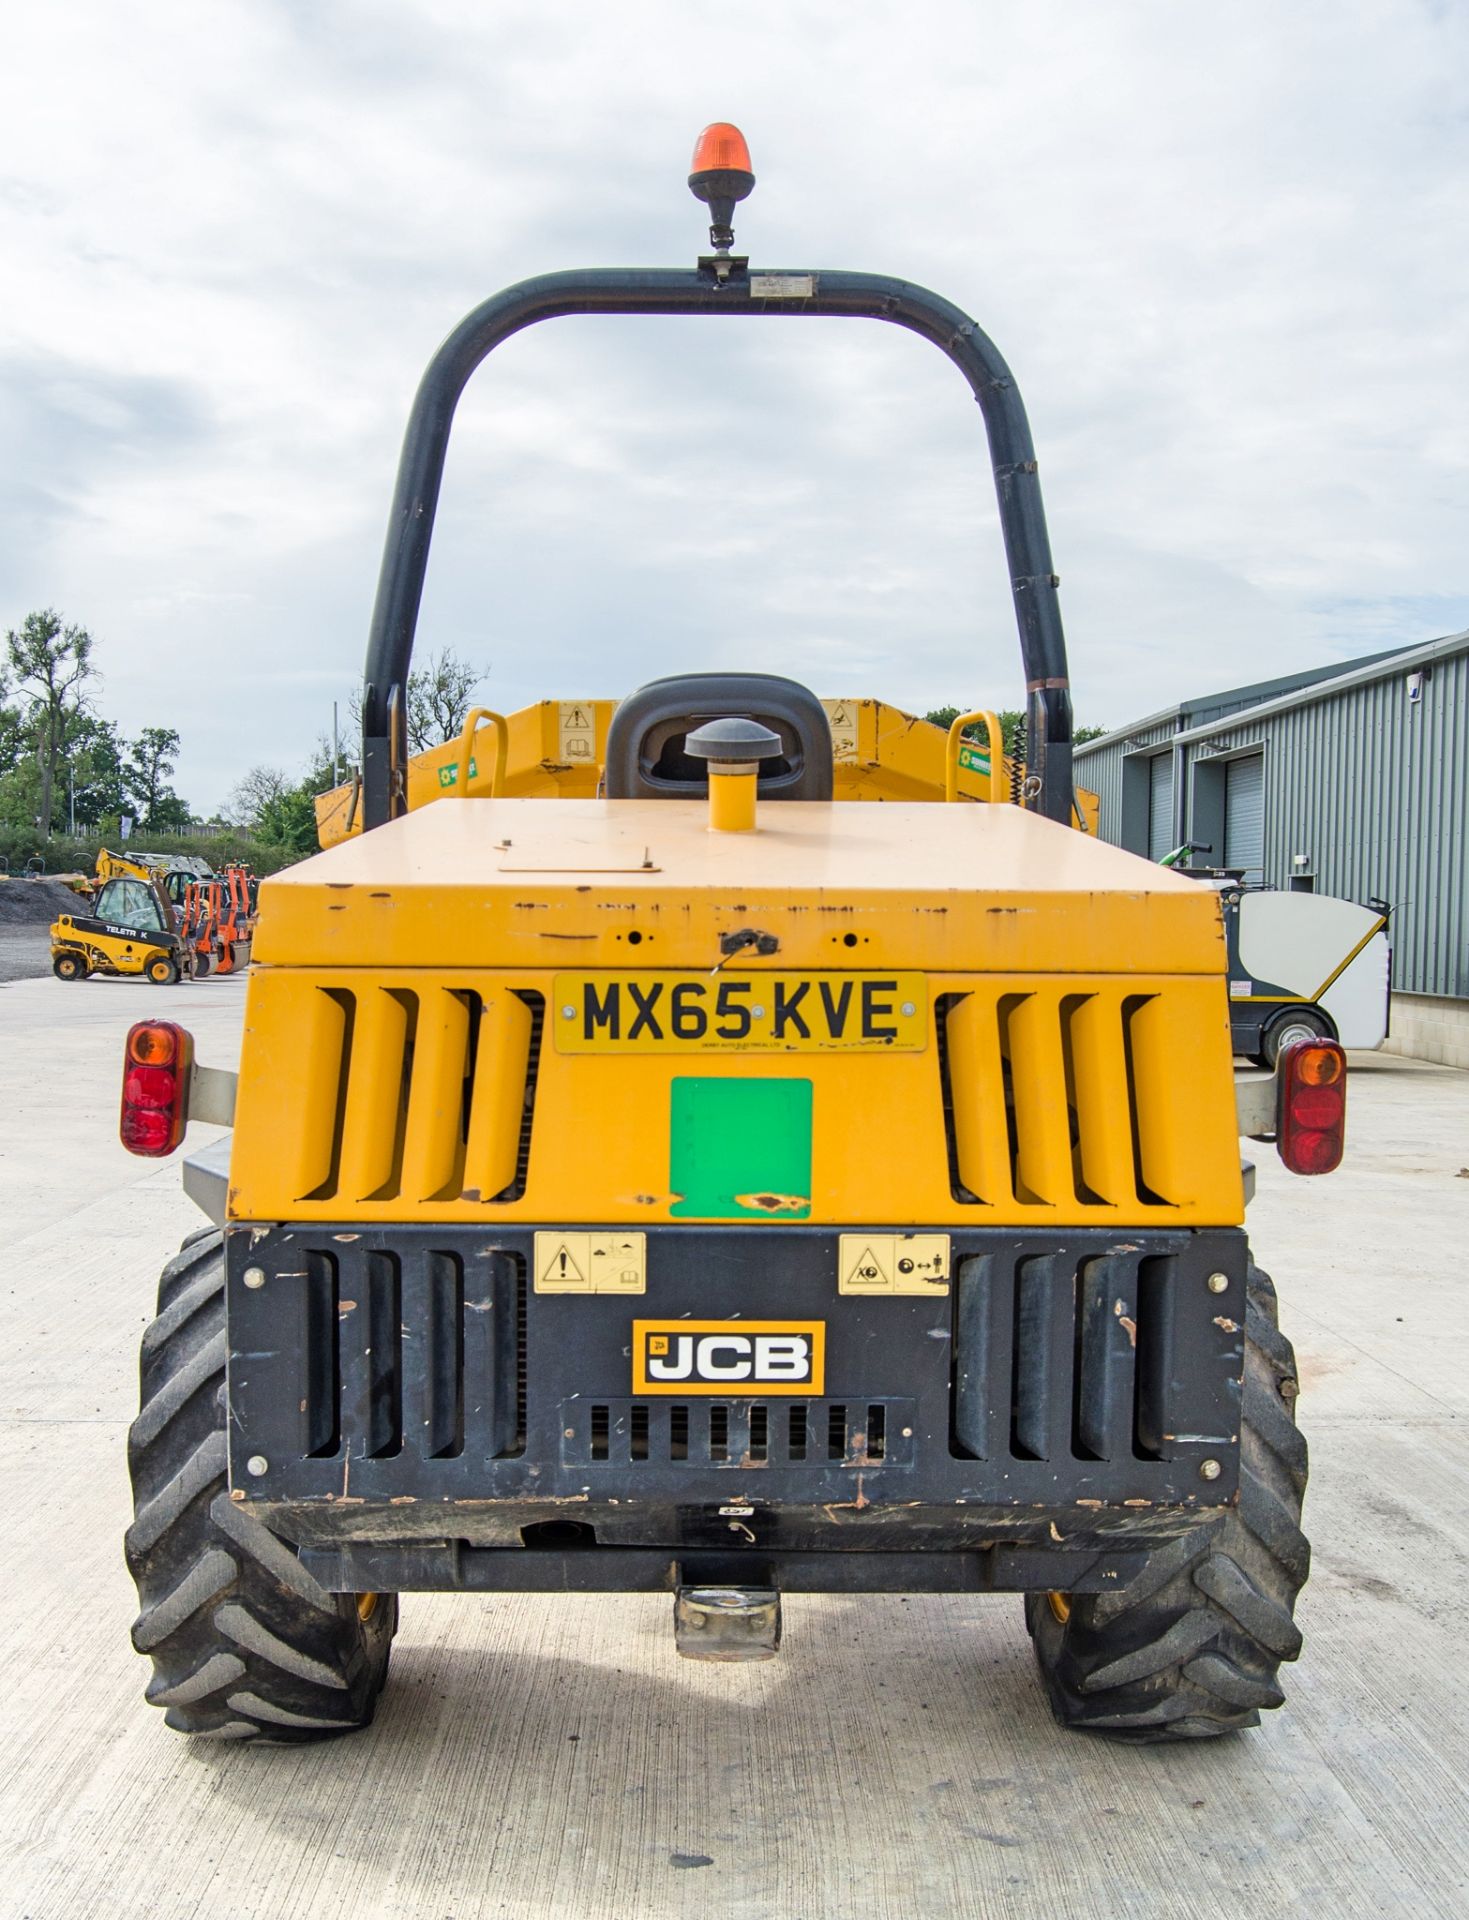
1 971 1466 1920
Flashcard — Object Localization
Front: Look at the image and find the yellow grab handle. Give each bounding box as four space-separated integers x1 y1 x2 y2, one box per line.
453 707 508 798
944 709 1006 804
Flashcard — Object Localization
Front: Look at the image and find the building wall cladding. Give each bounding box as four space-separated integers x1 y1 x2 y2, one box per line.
1075 639 1468 1001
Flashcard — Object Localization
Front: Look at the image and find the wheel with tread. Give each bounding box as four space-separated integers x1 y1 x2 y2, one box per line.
1026 1263 1308 1742
126 1229 397 1741
53 951 87 981
1261 1006 1333 1070
146 954 180 985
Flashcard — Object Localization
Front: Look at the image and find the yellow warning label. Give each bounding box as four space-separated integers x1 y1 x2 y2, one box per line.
822 698 859 764
539 1240 587 1286
557 701 597 764
534 1231 646 1294
838 1232 951 1295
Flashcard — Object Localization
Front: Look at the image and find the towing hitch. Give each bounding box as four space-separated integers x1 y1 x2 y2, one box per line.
675 1585 782 1662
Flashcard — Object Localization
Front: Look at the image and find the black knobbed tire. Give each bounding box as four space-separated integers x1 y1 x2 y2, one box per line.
1026 1265 1308 1742
52 951 87 981
125 1229 398 1742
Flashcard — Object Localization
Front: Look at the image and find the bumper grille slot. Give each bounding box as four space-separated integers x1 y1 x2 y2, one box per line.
560 1399 915 1468
362 1251 402 1457
288 1245 522 1467
954 1250 1166 1464
424 1252 465 1459
303 1250 340 1458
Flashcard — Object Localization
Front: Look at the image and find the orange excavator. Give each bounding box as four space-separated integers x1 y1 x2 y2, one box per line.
180 865 257 975
178 880 221 976
219 863 256 970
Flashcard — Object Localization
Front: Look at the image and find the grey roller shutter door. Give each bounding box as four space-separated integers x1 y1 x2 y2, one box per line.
1147 754 1174 860
1225 753 1265 878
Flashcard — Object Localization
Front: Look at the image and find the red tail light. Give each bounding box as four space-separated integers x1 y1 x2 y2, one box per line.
1277 1039 1346 1175
120 1020 193 1157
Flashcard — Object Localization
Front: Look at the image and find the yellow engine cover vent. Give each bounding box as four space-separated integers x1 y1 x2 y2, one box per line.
227 968 1242 1228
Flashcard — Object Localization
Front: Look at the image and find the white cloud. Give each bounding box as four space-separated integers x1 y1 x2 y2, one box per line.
1 0 1466 810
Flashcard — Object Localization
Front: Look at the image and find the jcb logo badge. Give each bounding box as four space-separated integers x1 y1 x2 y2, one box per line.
632 1320 824 1396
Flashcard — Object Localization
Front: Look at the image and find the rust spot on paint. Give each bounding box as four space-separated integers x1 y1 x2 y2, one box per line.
1213 1315 1240 1333
735 1192 809 1214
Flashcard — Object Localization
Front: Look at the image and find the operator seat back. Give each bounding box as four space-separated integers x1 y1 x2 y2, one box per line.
603 672 833 801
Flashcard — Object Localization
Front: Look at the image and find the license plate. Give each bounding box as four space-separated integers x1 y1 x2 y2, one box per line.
554 972 927 1053
632 1320 825 1395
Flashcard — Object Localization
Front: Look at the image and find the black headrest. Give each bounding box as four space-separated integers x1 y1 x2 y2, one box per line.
603 672 833 801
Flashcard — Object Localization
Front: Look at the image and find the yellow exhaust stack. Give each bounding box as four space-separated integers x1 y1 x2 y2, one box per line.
686 716 783 833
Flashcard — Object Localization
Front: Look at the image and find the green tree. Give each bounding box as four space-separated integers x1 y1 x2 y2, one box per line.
343 647 485 757
125 725 191 829
924 706 1027 759
253 784 322 861
407 648 485 753
0 667 24 773
69 715 128 829
0 758 40 833
924 707 1107 757
227 760 331 863
226 764 292 832
5 609 96 834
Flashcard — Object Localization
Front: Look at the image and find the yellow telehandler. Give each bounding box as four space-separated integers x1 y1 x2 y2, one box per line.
51 849 192 984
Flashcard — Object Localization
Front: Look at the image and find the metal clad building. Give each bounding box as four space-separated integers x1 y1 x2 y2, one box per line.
1073 632 1469 1065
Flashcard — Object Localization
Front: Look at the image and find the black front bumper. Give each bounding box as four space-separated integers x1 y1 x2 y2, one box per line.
225 1223 1246 1593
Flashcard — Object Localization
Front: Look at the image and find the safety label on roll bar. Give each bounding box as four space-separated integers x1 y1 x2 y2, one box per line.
750 274 816 298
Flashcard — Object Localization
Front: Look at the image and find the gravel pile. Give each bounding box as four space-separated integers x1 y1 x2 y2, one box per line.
0 877 90 984
0 877 88 926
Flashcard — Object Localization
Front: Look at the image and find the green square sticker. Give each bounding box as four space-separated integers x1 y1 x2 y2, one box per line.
670 1078 813 1220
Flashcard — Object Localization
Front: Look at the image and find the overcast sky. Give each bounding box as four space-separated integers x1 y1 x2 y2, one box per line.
3 0 1467 814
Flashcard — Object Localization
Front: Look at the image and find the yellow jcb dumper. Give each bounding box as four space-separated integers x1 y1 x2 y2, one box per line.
119 126 1337 1748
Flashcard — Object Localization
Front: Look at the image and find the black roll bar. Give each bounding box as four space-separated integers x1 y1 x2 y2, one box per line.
361 264 1074 827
